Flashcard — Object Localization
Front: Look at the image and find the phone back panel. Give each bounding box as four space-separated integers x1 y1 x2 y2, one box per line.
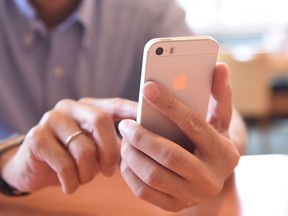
137 37 218 150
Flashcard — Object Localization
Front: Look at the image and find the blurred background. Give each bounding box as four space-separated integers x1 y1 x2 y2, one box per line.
176 0 288 155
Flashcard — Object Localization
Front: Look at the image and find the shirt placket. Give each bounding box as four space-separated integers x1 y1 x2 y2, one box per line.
45 31 70 109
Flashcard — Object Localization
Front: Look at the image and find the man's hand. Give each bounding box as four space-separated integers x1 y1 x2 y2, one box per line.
119 63 242 211
1 98 137 194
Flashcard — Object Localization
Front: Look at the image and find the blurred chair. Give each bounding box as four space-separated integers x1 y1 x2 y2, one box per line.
218 53 272 126
267 54 288 118
218 52 273 153
269 75 288 117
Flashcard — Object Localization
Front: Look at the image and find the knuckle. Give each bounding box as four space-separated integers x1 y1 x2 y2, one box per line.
111 97 122 106
182 111 204 134
78 97 90 104
181 199 197 209
80 174 94 185
105 148 121 166
203 177 223 197
92 111 112 127
230 148 240 168
73 145 98 184
120 161 131 179
131 128 144 148
54 98 74 110
80 172 95 184
40 110 62 126
78 144 97 161
226 82 233 98
157 198 186 212
141 166 161 186
163 98 177 113
165 204 185 213
209 180 223 196
65 186 78 194
120 141 129 158
160 147 182 168
25 126 46 149
120 164 149 200
221 140 241 171
54 98 75 110
39 111 53 125
58 162 76 178
133 185 148 200
119 161 128 175
26 126 41 141
110 97 123 114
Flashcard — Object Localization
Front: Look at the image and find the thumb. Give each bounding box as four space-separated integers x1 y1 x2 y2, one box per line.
208 62 232 131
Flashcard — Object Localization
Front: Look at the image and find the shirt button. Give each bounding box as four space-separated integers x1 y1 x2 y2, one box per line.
52 66 64 78
23 33 34 46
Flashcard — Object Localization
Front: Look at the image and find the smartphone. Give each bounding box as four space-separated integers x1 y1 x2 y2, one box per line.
136 36 219 151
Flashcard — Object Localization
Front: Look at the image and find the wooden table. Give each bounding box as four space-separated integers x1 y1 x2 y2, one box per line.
1 154 288 216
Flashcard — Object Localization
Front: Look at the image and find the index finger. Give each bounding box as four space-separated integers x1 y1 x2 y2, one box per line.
54 99 120 176
79 98 138 120
142 81 219 153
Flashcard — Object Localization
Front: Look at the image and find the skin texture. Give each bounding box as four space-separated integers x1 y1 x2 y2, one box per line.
0 62 245 211
0 1 247 211
1 98 137 194
119 63 244 211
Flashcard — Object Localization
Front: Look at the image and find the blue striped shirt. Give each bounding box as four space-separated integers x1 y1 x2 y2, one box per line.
0 0 192 138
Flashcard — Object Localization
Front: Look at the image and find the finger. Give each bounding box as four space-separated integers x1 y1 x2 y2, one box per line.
79 97 138 120
58 128 99 183
26 127 79 194
141 81 219 153
53 99 120 176
64 131 99 183
40 109 99 182
119 119 221 193
208 62 232 131
120 158 187 212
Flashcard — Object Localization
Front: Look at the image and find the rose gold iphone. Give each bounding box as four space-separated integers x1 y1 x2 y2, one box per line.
137 36 218 151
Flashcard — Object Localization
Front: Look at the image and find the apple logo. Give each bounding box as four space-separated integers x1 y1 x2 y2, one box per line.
172 74 188 90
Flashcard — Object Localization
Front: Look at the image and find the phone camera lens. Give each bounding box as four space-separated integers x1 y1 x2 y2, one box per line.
156 47 164 55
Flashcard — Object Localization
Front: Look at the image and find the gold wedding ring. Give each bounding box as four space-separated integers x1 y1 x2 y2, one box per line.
65 130 85 147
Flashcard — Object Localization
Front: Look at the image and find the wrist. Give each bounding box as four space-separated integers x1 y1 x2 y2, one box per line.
0 134 24 174
0 134 25 153
0 134 29 196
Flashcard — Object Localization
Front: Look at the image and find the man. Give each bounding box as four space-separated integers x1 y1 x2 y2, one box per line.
0 0 247 212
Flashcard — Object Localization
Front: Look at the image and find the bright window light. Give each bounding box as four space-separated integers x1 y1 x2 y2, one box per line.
176 0 288 35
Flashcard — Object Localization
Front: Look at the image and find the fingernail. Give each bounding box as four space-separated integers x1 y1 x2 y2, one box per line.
143 82 160 101
118 120 129 137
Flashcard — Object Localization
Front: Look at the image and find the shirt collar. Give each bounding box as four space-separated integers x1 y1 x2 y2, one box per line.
78 0 95 35
77 0 95 47
12 0 95 40
13 0 36 20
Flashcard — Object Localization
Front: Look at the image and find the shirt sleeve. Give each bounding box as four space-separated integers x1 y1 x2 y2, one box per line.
0 115 14 140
